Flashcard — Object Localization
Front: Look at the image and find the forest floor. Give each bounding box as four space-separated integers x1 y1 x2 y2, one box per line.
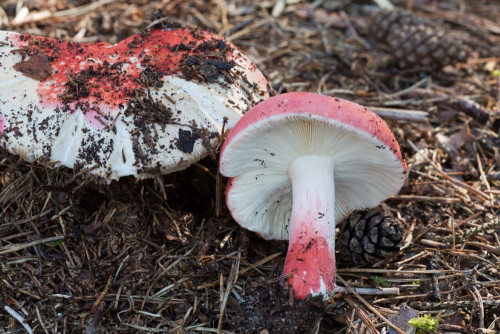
0 0 499 333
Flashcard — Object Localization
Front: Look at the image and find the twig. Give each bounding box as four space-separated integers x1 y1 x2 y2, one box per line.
271 0 287 18
11 0 118 25
391 195 460 203
420 239 448 248
411 299 500 310
339 10 370 49
336 275 406 334
428 250 442 301
217 251 240 333
91 275 113 313
0 235 64 255
337 268 470 275
427 216 500 245
467 242 500 256
53 0 118 18
367 106 428 121
380 77 430 99
407 88 491 123
225 17 272 42
342 294 380 334
472 286 485 328
336 286 400 295
216 117 229 217
35 306 49 334
0 209 53 227
408 140 491 201
0 301 33 334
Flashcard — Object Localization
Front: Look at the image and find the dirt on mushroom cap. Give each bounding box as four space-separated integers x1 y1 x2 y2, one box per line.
0 27 269 180
11 28 238 114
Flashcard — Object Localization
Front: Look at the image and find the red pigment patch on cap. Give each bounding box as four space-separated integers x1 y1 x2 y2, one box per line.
284 237 336 299
11 29 236 128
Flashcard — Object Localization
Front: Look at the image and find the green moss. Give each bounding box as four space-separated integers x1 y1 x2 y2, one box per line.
408 314 440 333
372 276 389 288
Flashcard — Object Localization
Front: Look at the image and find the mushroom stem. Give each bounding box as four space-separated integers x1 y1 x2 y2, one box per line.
284 154 336 299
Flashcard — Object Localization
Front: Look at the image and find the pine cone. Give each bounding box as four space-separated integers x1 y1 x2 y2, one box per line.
337 208 404 265
369 10 470 69
370 10 426 42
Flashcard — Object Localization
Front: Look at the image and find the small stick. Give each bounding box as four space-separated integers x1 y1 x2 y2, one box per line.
0 235 64 255
367 107 428 121
216 117 229 217
271 0 287 17
408 88 491 122
408 141 490 201
217 252 240 333
472 286 485 329
225 17 272 42
11 8 50 26
91 275 113 314
53 0 118 18
35 306 49 334
429 250 442 301
342 294 380 334
339 10 370 49
476 153 493 203
381 77 430 99
0 209 52 227
467 242 500 256
411 299 500 310
0 301 33 334
337 268 470 274
391 195 460 203
396 250 431 265
451 216 456 250
420 239 448 248
336 286 400 295
336 275 406 334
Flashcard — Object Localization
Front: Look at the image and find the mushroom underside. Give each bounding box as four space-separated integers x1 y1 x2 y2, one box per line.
223 114 406 240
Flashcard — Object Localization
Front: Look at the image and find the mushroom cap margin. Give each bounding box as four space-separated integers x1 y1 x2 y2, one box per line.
219 93 408 240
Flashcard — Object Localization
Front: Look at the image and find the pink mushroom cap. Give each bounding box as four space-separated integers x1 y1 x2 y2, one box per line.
220 92 407 299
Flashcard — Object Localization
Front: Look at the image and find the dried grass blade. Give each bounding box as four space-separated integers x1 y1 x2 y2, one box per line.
217 251 240 333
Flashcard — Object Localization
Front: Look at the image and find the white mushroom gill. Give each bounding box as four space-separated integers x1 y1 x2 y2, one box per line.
166 76 238 131
223 114 406 241
108 119 137 178
51 110 86 167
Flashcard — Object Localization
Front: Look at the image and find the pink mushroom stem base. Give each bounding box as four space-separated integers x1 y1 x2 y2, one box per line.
284 155 337 299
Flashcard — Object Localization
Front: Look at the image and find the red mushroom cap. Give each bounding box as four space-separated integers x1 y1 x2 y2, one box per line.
0 28 269 180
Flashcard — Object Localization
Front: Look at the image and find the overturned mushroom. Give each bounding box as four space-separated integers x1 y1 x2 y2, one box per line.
0 28 269 180
219 93 407 299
